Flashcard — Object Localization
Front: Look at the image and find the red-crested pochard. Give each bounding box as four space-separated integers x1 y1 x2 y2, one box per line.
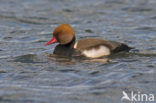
45 24 133 58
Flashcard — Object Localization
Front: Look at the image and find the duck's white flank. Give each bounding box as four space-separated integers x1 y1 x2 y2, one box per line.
73 41 78 49
82 45 110 58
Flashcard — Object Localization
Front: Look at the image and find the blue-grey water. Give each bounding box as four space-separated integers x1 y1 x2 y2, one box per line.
0 0 156 103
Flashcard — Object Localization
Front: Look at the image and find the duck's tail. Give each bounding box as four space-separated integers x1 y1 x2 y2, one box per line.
113 43 134 53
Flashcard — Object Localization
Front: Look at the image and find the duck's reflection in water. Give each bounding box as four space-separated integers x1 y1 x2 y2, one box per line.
47 53 110 65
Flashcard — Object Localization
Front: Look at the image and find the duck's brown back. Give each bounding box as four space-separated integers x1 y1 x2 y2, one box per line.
74 38 132 52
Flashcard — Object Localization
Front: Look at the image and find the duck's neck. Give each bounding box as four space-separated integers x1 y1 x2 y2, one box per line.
63 37 76 48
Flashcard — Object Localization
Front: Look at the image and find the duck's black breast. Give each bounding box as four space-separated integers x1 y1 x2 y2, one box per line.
53 44 81 57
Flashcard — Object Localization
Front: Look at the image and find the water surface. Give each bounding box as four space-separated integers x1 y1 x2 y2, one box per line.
0 0 155 103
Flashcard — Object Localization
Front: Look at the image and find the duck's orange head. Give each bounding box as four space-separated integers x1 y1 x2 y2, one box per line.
45 24 75 46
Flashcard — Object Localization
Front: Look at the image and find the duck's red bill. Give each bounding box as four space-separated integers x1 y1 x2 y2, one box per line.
45 36 57 46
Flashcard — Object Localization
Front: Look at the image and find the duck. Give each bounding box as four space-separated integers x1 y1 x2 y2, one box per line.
45 24 133 58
